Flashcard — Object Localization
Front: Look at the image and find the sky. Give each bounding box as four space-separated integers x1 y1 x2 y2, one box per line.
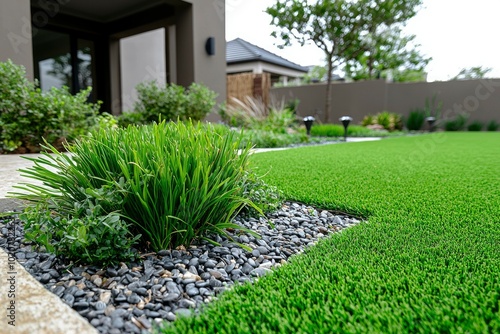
225 0 500 81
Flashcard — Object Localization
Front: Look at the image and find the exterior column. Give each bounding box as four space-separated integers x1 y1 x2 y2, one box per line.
0 0 34 80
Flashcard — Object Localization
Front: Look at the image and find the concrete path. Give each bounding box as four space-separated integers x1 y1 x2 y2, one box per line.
0 137 380 333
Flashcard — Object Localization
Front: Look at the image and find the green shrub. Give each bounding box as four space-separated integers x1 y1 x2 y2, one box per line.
239 129 309 148
361 114 376 126
406 109 426 131
444 113 469 131
361 111 403 131
222 96 296 133
0 60 100 153
486 120 499 131
132 81 186 123
310 124 373 137
92 112 118 131
14 121 269 260
467 120 483 131
122 81 217 125
285 98 300 115
185 83 218 121
117 111 144 128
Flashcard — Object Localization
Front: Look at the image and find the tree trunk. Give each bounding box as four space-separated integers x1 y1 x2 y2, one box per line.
324 58 333 123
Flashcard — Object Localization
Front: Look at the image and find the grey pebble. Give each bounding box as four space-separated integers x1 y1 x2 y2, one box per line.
0 201 359 334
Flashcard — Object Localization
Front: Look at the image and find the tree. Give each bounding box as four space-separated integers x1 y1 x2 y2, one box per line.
344 26 431 82
267 0 423 122
452 66 492 80
302 65 328 83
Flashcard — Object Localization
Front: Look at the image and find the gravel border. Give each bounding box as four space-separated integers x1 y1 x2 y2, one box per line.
0 202 362 334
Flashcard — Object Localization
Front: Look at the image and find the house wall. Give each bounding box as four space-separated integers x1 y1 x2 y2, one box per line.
174 1 225 121
0 0 226 120
271 79 500 125
0 0 34 80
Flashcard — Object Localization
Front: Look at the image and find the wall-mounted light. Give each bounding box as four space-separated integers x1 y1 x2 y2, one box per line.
205 37 215 56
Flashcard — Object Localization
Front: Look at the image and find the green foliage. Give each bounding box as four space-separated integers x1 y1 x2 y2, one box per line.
486 120 499 131
133 81 186 123
310 124 377 137
239 129 309 148
240 172 284 217
467 120 483 131
345 26 430 82
92 112 118 131
161 133 500 333
444 113 469 131
184 83 218 121
266 0 423 120
20 187 139 265
301 65 328 83
452 66 492 80
405 109 426 131
424 93 442 119
13 121 267 256
116 111 144 128
361 114 376 126
222 96 297 134
361 111 403 131
0 60 100 153
285 98 300 115
120 81 217 125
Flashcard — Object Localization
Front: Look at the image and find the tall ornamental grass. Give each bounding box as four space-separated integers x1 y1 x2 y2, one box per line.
14 121 261 258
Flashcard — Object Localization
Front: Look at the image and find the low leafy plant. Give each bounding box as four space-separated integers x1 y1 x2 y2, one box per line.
239 129 309 148
285 98 300 115
361 111 403 131
222 96 296 133
132 81 186 123
121 81 217 125
424 93 442 119
240 171 284 217
185 83 219 121
361 114 376 127
406 109 426 131
444 113 469 131
310 124 375 137
92 112 118 131
486 120 499 131
116 111 144 128
20 187 139 265
467 120 483 131
13 121 271 261
0 60 101 153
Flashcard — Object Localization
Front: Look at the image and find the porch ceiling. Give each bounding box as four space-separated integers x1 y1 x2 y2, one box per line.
33 0 188 23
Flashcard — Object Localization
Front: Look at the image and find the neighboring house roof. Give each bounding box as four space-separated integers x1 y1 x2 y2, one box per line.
227 38 308 73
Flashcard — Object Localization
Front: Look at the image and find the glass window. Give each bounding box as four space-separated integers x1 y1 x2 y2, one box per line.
33 29 72 92
32 29 97 101
77 39 97 101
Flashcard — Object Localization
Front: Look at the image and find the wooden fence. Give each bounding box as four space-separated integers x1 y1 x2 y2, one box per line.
227 72 271 106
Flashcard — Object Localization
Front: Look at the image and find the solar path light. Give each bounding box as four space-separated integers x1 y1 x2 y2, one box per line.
425 116 436 132
303 116 315 136
339 116 353 142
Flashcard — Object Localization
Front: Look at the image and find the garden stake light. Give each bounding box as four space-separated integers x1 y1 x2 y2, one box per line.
339 116 352 141
426 116 436 132
303 116 315 136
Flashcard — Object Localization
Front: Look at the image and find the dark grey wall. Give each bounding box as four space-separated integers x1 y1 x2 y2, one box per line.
271 79 500 125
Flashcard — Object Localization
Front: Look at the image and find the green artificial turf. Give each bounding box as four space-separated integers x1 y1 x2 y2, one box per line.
159 132 500 333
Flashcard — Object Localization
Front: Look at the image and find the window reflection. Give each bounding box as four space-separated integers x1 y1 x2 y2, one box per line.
33 30 71 91
32 29 96 101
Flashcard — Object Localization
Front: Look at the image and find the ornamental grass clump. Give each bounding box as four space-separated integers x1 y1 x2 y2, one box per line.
14 121 265 263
